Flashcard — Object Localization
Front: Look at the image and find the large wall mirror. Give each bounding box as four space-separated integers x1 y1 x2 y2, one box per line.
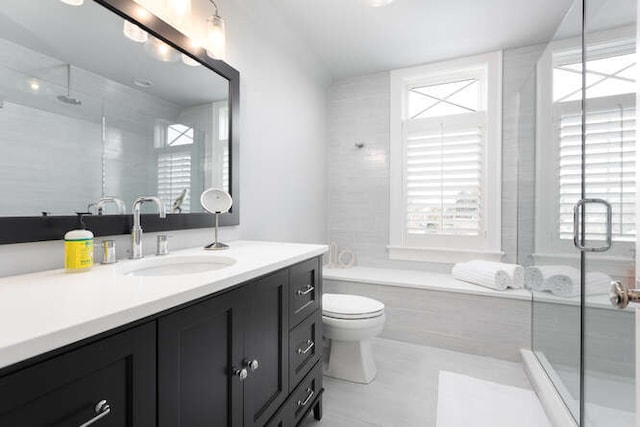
0 0 239 244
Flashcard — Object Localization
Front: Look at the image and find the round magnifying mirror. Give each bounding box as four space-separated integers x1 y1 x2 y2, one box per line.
200 188 233 213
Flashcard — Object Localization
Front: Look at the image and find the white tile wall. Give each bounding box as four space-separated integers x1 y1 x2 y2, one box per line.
325 279 532 361
326 45 544 270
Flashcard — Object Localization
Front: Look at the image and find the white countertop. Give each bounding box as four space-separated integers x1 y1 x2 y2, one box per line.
0 240 327 370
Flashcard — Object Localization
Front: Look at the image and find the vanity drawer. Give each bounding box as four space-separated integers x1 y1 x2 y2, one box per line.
289 311 322 392
289 258 321 329
288 362 323 426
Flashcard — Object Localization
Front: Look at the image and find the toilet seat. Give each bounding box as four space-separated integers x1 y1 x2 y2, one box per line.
322 293 385 320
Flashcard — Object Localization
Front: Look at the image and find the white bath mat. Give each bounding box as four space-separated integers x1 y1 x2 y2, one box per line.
436 371 551 427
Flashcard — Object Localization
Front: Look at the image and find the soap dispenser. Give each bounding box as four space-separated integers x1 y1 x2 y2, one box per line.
64 213 94 273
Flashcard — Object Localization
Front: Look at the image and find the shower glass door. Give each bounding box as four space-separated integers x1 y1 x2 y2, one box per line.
528 0 584 421
582 0 636 425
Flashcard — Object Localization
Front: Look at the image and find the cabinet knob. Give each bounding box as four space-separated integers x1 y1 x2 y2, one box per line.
245 359 260 371
233 367 248 380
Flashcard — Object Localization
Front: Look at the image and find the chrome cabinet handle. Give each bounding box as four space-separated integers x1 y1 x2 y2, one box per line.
297 388 314 407
610 281 640 309
296 285 315 296
233 367 248 381
244 359 259 371
297 340 315 355
78 400 111 427
573 198 612 252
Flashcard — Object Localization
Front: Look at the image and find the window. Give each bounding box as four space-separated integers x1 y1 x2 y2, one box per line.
536 30 636 260
157 123 194 213
389 52 503 263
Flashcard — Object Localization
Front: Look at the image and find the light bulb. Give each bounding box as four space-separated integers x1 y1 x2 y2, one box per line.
144 37 180 62
166 0 191 22
29 79 40 91
60 0 84 5
205 15 226 60
181 54 201 67
123 20 149 43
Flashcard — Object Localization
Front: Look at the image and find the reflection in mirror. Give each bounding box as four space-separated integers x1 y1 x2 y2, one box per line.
0 0 230 217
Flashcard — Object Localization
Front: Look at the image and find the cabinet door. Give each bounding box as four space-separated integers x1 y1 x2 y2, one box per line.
158 290 244 427
0 322 156 427
243 270 289 427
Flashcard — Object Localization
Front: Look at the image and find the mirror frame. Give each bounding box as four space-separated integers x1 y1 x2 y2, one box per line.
0 0 240 244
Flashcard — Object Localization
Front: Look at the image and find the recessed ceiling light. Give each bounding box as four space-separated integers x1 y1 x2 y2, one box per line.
59 0 84 5
133 78 153 88
366 0 394 7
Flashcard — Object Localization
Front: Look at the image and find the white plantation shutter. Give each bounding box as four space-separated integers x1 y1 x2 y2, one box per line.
404 112 485 237
557 98 636 242
158 152 191 212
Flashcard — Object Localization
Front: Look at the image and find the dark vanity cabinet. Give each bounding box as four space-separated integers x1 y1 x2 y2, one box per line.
0 257 323 427
158 270 290 427
0 322 157 427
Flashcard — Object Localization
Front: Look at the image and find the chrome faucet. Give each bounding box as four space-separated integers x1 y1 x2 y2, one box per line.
96 197 126 215
131 196 166 259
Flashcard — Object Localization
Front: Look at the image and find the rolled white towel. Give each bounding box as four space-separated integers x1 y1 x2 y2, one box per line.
451 261 512 291
536 265 579 297
533 265 612 297
464 260 525 289
524 266 544 291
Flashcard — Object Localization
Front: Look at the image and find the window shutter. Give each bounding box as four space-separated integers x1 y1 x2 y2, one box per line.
158 152 192 212
558 105 636 242
404 112 485 237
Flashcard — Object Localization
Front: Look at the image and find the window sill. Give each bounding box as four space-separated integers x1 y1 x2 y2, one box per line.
387 245 504 264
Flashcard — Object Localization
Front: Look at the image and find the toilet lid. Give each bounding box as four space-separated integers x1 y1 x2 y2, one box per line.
322 293 385 320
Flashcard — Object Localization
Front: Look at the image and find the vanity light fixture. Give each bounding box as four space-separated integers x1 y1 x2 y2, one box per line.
205 0 226 60
144 36 180 62
59 0 84 5
123 20 149 43
166 0 191 23
181 54 201 66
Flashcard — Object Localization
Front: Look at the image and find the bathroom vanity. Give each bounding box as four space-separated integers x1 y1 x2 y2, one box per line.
0 241 325 426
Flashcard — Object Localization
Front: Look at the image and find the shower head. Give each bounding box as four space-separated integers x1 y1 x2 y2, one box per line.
57 95 82 105
58 64 82 106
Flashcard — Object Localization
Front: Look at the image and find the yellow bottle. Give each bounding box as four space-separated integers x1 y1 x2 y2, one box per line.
64 214 94 273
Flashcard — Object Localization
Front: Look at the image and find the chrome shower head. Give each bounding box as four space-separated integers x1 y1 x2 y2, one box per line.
58 64 82 106
57 95 82 105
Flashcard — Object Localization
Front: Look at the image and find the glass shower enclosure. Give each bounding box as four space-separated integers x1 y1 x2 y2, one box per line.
519 0 637 425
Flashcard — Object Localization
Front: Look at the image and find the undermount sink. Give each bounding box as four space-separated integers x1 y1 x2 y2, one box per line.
118 255 236 277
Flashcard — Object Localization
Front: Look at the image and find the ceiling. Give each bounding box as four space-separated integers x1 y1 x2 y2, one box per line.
269 0 575 79
0 0 229 107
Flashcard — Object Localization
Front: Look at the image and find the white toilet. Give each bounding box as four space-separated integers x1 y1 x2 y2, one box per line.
322 293 386 384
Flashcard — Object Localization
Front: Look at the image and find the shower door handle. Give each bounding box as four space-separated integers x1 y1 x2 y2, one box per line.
609 281 640 309
573 198 612 252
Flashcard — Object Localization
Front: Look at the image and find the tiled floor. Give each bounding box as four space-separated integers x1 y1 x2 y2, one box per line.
302 337 535 427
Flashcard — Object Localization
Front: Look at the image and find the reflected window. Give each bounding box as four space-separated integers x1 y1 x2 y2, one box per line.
553 40 636 243
157 123 195 213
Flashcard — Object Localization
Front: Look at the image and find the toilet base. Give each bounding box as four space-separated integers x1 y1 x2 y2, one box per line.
324 338 377 384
